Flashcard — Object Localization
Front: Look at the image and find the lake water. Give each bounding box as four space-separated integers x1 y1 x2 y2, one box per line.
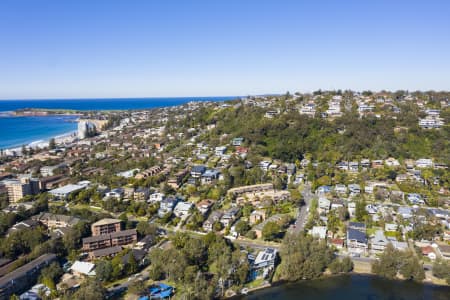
242 275 450 300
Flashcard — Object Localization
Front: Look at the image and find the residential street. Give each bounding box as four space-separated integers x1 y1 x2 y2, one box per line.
291 182 313 234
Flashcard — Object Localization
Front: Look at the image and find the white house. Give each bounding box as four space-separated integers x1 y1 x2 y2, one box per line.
416 158 433 168
148 192 165 203
215 146 227 156
70 261 96 276
311 226 327 239
173 201 193 218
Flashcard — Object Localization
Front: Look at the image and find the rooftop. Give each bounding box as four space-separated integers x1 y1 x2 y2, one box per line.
92 218 121 227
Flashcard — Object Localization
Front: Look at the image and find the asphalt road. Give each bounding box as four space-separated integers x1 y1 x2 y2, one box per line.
107 271 149 295
291 182 313 234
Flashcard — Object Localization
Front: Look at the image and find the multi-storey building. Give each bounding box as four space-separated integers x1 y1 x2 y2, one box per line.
91 218 121 236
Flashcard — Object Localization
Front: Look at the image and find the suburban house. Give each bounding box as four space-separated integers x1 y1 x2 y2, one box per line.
220 207 240 227
201 169 220 185
335 184 347 194
348 184 361 195
231 137 244 146
190 165 206 178
436 243 450 260
195 199 215 216
173 201 193 218
311 226 327 239
249 248 278 280
318 197 331 213
134 187 150 201
385 223 398 232
105 188 124 200
148 192 165 203
249 210 266 225
158 196 179 217
347 228 368 255
70 261 96 277
168 169 188 189
347 222 367 255
371 230 389 252
214 146 227 156
203 211 223 232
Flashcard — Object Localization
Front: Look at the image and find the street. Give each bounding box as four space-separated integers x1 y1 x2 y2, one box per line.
291 182 313 233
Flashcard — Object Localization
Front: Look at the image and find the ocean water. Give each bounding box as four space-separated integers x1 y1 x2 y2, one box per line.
0 97 237 112
0 97 236 149
0 115 78 150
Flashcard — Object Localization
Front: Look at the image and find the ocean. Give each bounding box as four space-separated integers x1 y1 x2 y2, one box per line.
0 96 237 150
0 97 237 112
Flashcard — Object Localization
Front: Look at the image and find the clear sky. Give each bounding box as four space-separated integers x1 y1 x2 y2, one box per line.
0 0 449 99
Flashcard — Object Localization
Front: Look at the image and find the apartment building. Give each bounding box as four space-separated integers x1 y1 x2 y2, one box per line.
91 218 121 236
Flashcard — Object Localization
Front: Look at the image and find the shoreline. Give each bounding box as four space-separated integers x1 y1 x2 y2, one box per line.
239 263 449 298
3 130 77 154
0 98 235 152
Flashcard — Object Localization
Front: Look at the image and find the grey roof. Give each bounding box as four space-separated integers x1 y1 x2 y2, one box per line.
83 229 136 243
83 234 111 244
91 246 122 257
122 249 147 264
110 229 137 238
33 212 81 226
347 228 367 244
0 254 57 287
348 222 366 230
191 165 206 173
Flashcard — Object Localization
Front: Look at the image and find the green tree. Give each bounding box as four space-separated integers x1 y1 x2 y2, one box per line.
128 279 146 295
95 260 113 282
398 251 424 282
372 244 400 279
278 232 334 281
355 198 368 222
136 221 157 237
432 259 450 284
262 221 281 241
329 257 354 274
235 220 250 236
68 279 106 300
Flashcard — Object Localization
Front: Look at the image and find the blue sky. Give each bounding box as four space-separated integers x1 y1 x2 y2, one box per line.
0 0 449 99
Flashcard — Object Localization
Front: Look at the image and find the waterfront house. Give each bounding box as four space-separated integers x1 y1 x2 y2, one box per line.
371 230 389 252
249 248 278 280
347 228 368 255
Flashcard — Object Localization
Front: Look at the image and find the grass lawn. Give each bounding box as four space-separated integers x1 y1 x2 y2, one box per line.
385 231 398 238
245 278 265 289
366 227 380 236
